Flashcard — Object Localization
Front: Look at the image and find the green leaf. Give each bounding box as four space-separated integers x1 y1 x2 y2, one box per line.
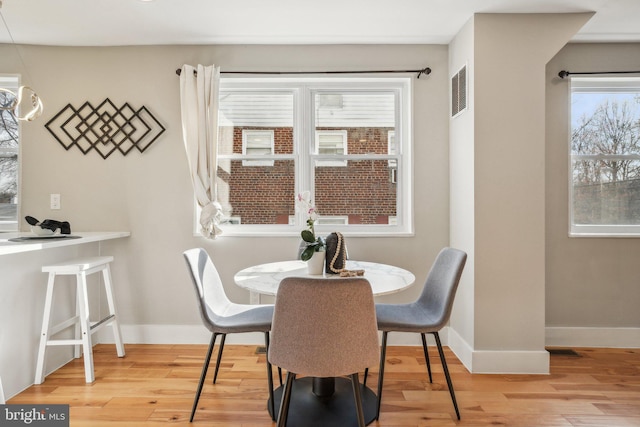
301 229 316 243
300 245 316 261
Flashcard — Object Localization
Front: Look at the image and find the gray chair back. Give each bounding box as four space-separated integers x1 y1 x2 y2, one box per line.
269 277 379 378
415 247 467 330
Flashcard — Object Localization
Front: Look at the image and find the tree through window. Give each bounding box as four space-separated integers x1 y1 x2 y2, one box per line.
0 76 19 231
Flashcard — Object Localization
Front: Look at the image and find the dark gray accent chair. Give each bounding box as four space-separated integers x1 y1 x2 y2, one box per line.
183 248 276 422
372 247 467 420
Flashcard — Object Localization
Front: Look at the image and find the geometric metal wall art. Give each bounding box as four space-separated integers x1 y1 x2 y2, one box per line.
44 98 166 159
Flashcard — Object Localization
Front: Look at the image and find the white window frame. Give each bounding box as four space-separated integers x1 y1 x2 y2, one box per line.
569 76 640 237
316 215 349 225
242 129 274 166
0 75 20 232
315 129 347 167
204 77 412 237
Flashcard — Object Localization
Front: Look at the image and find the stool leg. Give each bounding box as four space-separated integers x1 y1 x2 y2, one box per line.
35 273 57 384
102 264 125 357
77 272 95 383
73 289 82 359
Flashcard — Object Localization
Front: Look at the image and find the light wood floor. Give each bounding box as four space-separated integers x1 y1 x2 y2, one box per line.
9 344 640 426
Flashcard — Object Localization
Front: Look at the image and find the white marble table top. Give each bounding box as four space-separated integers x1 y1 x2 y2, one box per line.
234 260 416 297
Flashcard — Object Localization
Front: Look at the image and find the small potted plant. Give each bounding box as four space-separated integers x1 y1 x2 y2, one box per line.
296 192 326 273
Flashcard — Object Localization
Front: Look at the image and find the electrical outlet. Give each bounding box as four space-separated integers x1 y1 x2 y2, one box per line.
50 194 61 210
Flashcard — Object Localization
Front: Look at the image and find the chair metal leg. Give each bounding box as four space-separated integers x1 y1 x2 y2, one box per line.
276 372 296 427
190 333 217 422
375 331 388 420
278 367 283 386
432 332 460 420
212 333 226 384
350 373 366 427
264 332 276 422
363 367 369 386
421 333 433 383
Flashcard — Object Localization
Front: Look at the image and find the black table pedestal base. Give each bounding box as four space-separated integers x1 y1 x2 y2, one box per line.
268 377 378 426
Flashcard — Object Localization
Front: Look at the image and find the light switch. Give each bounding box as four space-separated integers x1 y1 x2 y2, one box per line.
50 194 61 210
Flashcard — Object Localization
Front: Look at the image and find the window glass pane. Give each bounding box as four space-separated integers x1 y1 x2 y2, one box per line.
217 90 295 225
211 78 411 236
314 159 397 225
572 159 640 225
0 78 19 231
218 92 294 156
570 77 640 234
314 91 396 155
217 159 295 225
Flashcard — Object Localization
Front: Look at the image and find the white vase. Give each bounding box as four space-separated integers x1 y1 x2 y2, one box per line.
306 251 326 275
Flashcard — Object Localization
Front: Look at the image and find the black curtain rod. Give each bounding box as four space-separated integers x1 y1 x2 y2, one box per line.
176 67 431 79
559 70 640 79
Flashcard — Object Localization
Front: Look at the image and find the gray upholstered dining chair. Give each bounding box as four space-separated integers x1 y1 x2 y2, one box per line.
370 247 467 421
268 276 380 427
183 248 276 422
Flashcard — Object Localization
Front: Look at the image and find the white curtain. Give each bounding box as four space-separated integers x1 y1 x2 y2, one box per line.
179 64 223 239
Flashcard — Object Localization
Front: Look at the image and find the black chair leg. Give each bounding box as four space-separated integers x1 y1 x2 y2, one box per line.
276 372 296 427
278 367 283 386
190 333 217 422
264 332 276 421
433 332 460 420
212 333 226 384
363 367 369 386
375 331 388 420
421 333 433 383
350 373 366 427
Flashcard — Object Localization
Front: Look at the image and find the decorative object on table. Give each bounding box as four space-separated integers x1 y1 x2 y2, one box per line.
44 98 166 159
296 192 326 271
25 215 71 234
325 231 347 274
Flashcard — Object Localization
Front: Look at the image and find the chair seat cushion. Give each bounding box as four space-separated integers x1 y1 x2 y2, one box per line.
375 303 441 333
207 304 274 334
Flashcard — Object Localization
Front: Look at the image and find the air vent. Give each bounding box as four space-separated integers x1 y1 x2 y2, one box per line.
451 65 467 118
547 348 581 357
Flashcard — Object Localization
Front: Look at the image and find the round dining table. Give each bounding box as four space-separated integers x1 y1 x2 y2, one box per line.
234 259 416 426
235 259 415 301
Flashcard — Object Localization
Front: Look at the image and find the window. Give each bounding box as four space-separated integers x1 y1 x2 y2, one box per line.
570 77 640 236
242 129 274 166
0 76 19 232
315 130 347 166
213 77 412 236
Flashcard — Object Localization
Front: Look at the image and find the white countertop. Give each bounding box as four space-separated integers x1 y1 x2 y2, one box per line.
0 231 130 256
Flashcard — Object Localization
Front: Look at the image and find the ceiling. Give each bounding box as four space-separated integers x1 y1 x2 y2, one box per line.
0 0 639 46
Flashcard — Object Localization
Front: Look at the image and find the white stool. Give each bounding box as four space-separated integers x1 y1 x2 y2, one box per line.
35 256 125 384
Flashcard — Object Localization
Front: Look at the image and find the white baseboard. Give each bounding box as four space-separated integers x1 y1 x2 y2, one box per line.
96 325 268 345
448 328 549 374
545 327 640 348
97 325 452 346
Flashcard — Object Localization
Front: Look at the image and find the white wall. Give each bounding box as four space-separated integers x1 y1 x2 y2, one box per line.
448 17 476 362
545 43 640 348
0 43 450 368
448 13 592 374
